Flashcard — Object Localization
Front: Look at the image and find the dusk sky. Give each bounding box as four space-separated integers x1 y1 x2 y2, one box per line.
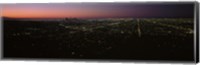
2 3 194 19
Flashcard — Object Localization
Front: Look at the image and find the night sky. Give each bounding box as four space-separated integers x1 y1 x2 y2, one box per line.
2 3 194 18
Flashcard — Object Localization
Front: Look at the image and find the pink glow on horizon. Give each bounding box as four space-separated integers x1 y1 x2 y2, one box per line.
2 4 127 18
2 3 193 18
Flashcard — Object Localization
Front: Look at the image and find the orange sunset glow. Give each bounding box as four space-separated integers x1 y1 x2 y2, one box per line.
2 3 194 18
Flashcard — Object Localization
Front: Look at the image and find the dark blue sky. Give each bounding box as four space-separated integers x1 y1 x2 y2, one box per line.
3 3 194 18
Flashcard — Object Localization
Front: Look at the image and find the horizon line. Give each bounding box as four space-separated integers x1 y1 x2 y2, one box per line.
2 16 194 19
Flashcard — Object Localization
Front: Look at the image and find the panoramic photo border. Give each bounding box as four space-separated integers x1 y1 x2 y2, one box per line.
0 1 199 64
